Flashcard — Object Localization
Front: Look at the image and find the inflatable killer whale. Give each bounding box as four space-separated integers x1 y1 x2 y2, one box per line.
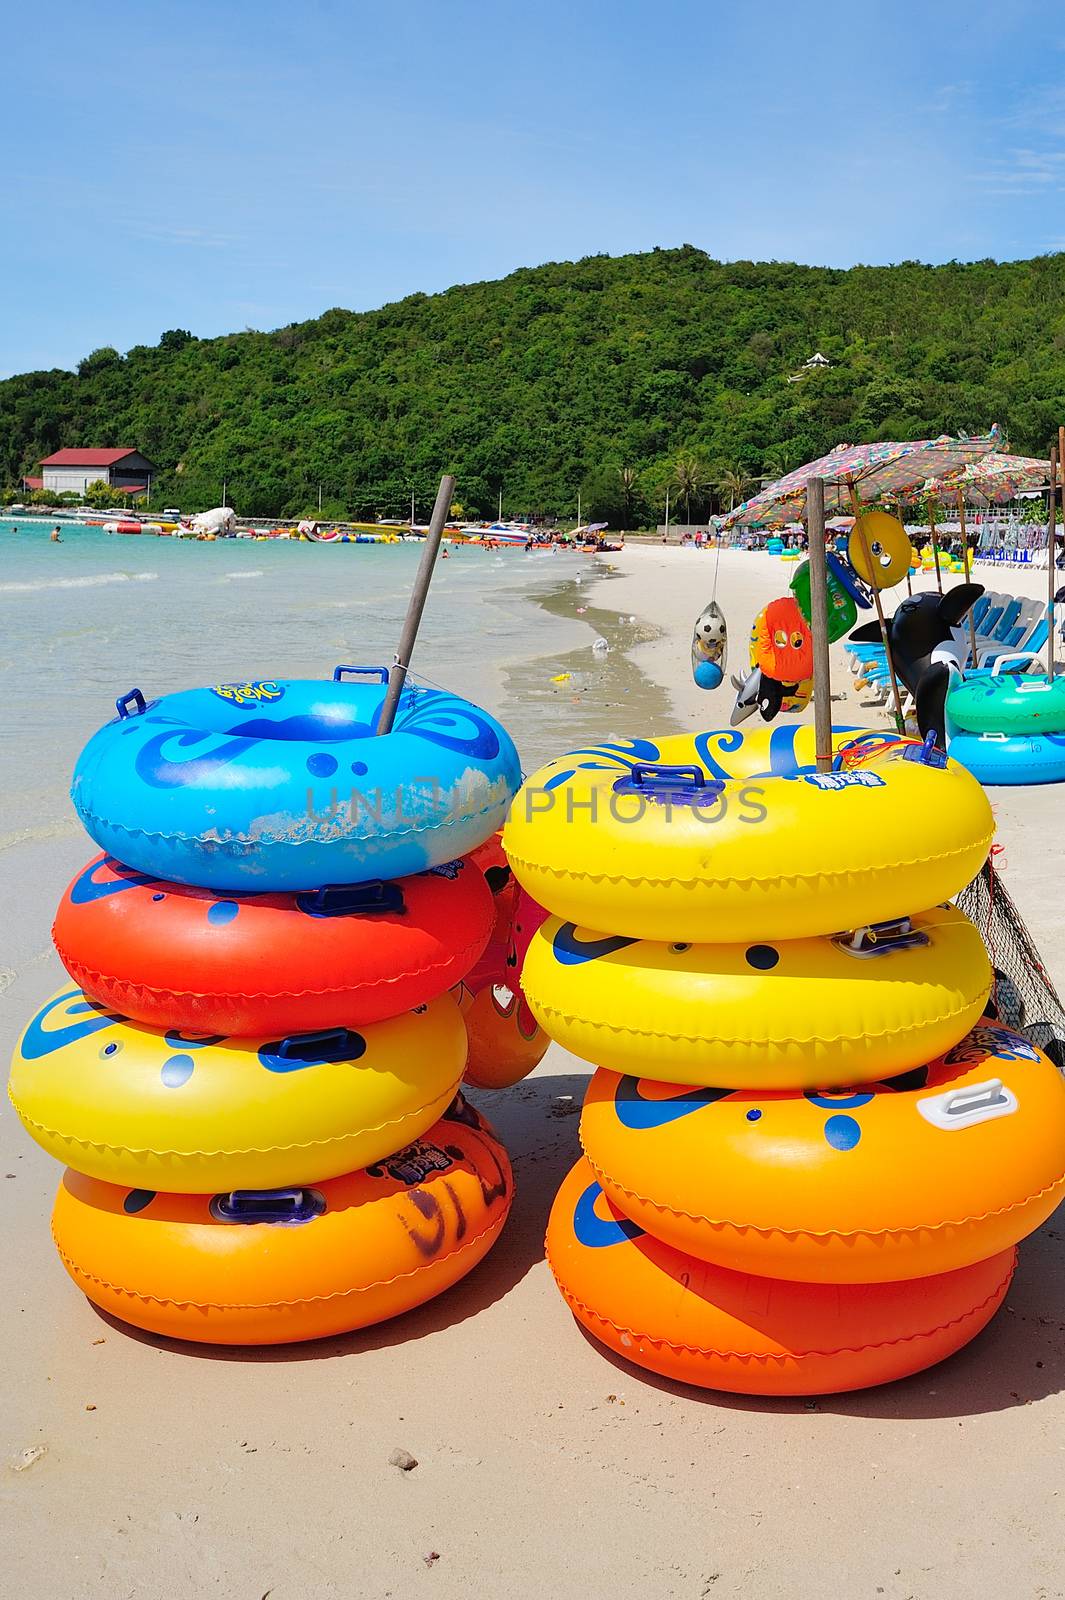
850 583 983 744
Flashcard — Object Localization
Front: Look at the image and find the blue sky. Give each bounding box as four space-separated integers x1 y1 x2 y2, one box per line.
3 0 1064 375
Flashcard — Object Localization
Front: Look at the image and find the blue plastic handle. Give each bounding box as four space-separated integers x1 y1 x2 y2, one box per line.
612 763 724 808
115 687 147 719
210 1188 326 1225
903 731 948 769
276 1027 358 1061
296 882 406 917
332 665 390 683
629 764 708 788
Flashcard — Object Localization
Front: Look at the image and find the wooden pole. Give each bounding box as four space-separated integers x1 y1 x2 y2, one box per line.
957 488 978 669
806 477 832 772
848 480 906 731
928 495 943 592
1049 445 1058 680
376 474 456 735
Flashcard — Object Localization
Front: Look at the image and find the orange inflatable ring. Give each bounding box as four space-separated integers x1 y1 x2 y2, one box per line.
52 1098 513 1345
547 1160 1014 1395
580 1022 1065 1282
54 853 493 1035
460 834 550 1089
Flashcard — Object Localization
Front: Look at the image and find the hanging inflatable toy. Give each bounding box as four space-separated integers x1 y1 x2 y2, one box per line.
690 535 729 690
730 596 813 725
848 511 913 590
850 584 984 745
789 552 870 643
752 595 814 682
691 600 728 690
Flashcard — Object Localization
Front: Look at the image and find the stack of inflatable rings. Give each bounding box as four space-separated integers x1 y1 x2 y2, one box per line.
946 671 1065 787
9 670 532 1346
503 722 1065 1395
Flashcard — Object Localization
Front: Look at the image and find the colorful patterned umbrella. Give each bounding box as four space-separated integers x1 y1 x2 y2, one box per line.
724 430 1003 526
918 451 1051 507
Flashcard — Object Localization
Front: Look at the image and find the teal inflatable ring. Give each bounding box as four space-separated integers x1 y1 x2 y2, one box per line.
948 673 1065 736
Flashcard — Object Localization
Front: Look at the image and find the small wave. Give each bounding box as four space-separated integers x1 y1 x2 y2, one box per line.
222 570 265 579
0 571 160 596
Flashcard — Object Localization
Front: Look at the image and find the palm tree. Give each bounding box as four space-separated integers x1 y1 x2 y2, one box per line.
618 465 639 528
669 452 705 524
716 464 755 513
761 447 797 485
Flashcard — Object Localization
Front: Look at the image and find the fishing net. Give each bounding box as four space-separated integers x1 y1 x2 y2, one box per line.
956 853 1065 1070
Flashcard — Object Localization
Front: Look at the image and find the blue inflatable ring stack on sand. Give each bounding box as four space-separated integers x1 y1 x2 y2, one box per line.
71 668 522 891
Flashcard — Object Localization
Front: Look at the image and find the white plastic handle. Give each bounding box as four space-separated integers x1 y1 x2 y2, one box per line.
991 652 1045 677
917 1078 1018 1131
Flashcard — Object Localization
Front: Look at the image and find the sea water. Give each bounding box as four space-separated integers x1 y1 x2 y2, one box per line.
0 520 650 857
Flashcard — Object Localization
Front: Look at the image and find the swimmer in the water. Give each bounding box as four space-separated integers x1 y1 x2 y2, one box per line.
51 526 62 542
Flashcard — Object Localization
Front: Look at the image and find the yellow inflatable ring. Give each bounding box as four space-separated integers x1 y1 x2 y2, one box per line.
51 1098 513 1345
580 1022 1065 1282
848 511 912 589
547 1160 1014 1395
523 905 990 1089
9 986 467 1191
503 727 993 942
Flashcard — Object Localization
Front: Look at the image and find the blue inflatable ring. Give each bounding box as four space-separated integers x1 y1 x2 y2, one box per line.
947 730 1065 787
71 669 522 891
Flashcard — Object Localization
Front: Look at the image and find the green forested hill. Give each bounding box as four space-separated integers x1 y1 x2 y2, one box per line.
3 245 1064 522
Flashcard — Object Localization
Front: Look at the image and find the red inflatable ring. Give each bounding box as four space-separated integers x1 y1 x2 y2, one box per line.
54 853 494 1035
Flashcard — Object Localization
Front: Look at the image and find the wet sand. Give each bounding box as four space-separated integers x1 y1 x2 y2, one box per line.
3 544 1064 1600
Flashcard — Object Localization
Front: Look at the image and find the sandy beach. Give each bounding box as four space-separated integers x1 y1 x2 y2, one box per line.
4 542 1065 1600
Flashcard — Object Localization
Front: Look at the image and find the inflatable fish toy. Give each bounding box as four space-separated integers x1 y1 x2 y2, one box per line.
691 600 728 690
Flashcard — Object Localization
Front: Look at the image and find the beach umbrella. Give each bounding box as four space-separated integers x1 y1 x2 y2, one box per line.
725 432 1002 742
723 431 1003 529
929 451 1051 506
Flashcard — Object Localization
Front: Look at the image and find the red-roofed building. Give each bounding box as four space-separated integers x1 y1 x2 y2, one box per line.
39 447 157 497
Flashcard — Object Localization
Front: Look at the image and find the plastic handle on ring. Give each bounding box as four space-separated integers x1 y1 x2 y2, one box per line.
629 764 708 789
212 1189 325 1224
116 687 147 720
300 882 406 917
332 665 390 683
943 1080 1008 1117
277 1028 355 1061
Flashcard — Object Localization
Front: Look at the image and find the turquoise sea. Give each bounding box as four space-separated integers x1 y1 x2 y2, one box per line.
0 518 659 865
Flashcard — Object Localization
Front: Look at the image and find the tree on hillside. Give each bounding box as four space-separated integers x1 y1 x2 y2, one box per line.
761 447 799 483
669 451 707 523
618 465 641 527
580 465 628 527
77 347 122 377
716 464 756 513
